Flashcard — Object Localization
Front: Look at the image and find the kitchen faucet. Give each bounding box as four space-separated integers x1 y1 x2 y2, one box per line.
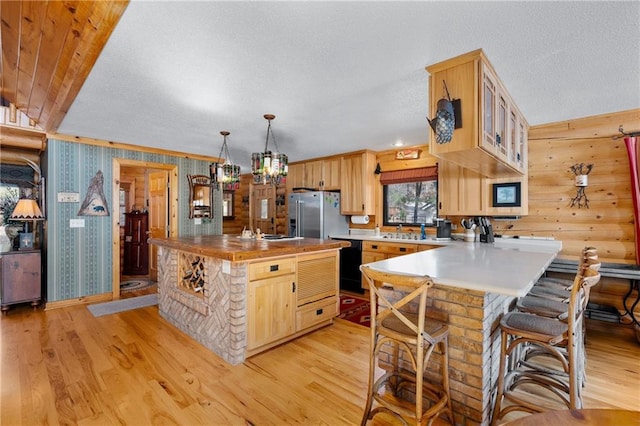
396 224 402 238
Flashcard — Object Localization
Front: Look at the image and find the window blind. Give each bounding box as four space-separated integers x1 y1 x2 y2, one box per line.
379 166 438 185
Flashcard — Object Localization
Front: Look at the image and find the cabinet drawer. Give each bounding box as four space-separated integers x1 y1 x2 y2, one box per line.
249 257 296 281
362 241 418 256
418 244 439 251
296 297 337 331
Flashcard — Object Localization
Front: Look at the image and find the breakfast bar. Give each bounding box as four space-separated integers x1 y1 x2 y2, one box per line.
148 235 349 365
363 238 561 425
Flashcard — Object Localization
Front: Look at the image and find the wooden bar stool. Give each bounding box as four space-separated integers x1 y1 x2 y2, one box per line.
491 269 601 425
518 248 600 317
360 265 453 426
533 247 598 291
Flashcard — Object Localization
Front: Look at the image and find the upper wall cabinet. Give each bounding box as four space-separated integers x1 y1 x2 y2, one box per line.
287 158 341 191
438 159 528 216
340 151 376 215
426 49 528 178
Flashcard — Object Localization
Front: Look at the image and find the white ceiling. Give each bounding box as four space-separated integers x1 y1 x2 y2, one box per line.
57 1 640 171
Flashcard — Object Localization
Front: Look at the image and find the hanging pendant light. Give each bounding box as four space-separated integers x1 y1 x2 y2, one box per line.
251 114 288 185
210 130 241 191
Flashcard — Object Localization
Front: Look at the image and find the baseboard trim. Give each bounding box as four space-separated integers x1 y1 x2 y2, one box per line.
45 292 113 310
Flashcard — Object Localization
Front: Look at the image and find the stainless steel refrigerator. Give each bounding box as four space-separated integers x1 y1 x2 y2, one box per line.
288 191 349 239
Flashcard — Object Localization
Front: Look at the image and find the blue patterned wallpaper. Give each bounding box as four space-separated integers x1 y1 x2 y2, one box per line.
46 139 222 302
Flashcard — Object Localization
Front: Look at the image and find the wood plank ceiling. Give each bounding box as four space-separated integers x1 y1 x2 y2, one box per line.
0 0 128 154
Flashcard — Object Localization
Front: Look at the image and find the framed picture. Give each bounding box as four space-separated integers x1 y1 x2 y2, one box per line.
19 232 34 250
492 182 521 207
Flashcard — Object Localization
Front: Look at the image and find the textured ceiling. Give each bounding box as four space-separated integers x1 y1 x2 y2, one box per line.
56 1 640 171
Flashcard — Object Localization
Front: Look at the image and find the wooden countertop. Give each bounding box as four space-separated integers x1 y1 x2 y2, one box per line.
148 235 350 262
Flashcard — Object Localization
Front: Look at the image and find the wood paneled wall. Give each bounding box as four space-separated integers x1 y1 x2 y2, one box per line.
222 175 288 236
120 167 146 212
222 175 251 235
492 109 640 264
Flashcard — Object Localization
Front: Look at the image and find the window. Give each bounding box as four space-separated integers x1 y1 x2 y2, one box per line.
382 166 438 227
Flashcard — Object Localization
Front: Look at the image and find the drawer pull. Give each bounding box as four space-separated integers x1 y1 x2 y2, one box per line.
399 247 407 252
372 245 378 249
316 308 324 315
270 264 279 272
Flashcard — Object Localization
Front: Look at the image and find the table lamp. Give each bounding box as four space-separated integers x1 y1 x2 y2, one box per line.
10 199 44 250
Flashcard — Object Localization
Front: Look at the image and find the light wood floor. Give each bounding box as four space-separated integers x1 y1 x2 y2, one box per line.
1 298 639 425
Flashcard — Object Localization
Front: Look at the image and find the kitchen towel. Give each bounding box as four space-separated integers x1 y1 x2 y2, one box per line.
351 215 370 225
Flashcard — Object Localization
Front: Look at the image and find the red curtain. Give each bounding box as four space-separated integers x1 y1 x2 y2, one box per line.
624 136 640 264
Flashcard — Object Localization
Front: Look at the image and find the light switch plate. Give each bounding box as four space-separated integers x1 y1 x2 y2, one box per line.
194 218 202 225
70 219 85 228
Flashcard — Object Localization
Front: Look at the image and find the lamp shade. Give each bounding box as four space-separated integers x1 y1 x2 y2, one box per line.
10 199 44 220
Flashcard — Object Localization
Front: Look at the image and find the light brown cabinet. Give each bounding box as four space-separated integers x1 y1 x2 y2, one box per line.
438 159 528 216
360 241 439 289
340 151 377 215
296 251 339 330
286 163 305 191
247 257 297 351
1 250 41 313
427 49 528 178
246 250 339 353
438 160 486 216
287 158 341 191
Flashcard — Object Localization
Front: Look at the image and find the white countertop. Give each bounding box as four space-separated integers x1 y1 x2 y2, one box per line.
330 233 454 246
333 235 561 297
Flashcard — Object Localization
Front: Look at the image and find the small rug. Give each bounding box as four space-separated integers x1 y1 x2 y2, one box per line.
87 294 158 317
120 279 155 292
338 293 371 327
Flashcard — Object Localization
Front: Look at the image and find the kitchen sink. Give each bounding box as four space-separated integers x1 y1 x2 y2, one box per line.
262 235 304 241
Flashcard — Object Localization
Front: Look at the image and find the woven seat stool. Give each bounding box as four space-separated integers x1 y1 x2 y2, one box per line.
491 269 601 425
518 248 600 318
534 247 599 291
360 265 453 426
527 257 600 302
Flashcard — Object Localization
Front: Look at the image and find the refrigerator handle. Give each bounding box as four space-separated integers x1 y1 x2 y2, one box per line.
297 200 304 237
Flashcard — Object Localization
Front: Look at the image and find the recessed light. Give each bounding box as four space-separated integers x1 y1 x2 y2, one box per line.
393 140 404 147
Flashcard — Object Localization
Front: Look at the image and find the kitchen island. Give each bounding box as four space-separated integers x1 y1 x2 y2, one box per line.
148 235 349 365
360 238 561 425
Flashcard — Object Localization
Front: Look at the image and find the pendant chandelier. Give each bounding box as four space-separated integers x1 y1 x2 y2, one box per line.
251 114 288 185
210 130 241 191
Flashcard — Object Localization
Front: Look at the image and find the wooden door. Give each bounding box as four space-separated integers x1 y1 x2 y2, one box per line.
251 184 276 234
246 274 296 350
149 171 168 282
340 153 376 215
304 160 323 189
322 158 341 190
340 154 361 214
286 163 305 191
123 212 149 275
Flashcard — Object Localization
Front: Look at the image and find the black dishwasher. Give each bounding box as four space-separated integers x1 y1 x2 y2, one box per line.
334 238 364 294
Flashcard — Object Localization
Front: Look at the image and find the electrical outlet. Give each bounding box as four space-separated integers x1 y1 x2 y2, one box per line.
451 224 458 230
